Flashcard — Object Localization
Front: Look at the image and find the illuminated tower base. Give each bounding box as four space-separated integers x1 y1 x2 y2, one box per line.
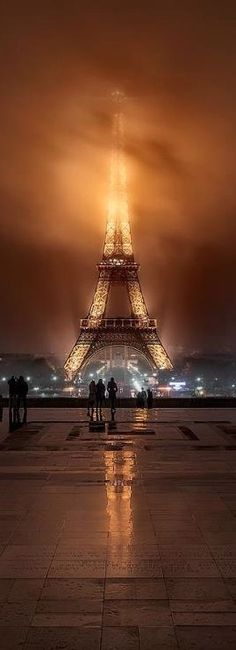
64 91 172 380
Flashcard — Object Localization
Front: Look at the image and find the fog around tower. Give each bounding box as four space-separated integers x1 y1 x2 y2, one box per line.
0 1 236 359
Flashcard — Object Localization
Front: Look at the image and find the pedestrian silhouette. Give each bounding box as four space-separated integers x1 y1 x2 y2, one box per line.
107 377 118 419
137 388 147 408
96 379 106 420
8 376 17 429
87 379 96 420
147 388 153 409
16 376 28 425
8 375 17 397
141 387 147 408
136 391 142 408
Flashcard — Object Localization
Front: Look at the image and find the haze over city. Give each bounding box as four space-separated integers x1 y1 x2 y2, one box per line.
0 1 236 361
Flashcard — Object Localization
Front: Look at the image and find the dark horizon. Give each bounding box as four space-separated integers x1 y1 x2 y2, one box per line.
0 1 236 362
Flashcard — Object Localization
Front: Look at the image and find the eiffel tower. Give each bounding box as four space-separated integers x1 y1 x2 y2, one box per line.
64 91 172 380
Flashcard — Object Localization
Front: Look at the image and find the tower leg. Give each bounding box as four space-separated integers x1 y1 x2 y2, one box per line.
141 333 172 370
126 270 148 319
64 341 91 380
89 271 110 319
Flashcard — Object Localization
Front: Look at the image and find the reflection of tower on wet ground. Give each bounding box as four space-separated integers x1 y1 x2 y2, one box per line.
104 449 136 553
133 406 149 432
134 408 148 423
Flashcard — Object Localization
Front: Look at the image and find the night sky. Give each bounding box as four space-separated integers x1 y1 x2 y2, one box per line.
0 1 236 361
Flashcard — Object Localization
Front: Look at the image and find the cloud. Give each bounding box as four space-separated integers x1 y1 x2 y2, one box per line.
0 1 236 355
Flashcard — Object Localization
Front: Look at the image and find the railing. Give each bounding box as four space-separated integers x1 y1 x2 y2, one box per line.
98 259 140 269
80 317 157 329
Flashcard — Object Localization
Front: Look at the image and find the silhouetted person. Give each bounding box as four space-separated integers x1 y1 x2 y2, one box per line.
16 376 28 424
87 379 96 419
136 391 142 407
107 377 118 417
139 387 147 408
147 388 153 409
96 379 105 420
8 376 17 427
8 376 17 397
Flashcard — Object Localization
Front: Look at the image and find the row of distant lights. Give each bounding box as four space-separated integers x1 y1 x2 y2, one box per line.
0 376 33 382
192 377 234 385
89 371 158 379
1 375 58 380
1 375 236 390
31 376 59 392
0 375 58 392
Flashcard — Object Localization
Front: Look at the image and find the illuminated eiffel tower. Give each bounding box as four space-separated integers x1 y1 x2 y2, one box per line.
64 91 172 380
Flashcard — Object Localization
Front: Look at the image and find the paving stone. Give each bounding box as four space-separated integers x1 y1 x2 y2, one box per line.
157 531 204 544
139 626 178 649
173 611 236 625
41 578 104 600
106 560 163 578
162 560 220 578
0 601 36 626
0 545 56 562
0 626 28 649
159 545 212 560
105 579 136 599
135 578 167 599
0 579 14 601
225 578 236 599
170 599 236 612
210 545 236 559
162 578 231 602
214 559 236 577
0 562 49 579
103 599 172 626
32 610 102 627
48 560 106 579
176 625 236 649
54 549 106 562
24 626 101 649
101 626 139 649
8 579 44 601
107 544 159 560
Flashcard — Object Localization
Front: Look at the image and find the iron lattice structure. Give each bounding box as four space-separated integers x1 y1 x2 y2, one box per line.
64 91 172 379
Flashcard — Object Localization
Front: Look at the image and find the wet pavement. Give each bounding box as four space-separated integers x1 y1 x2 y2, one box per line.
0 407 236 648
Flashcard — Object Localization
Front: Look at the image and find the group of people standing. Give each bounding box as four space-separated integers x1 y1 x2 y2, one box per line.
8 375 28 426
88 377 117 419
88 378 154 419
7 373 154 429
136 387 153 409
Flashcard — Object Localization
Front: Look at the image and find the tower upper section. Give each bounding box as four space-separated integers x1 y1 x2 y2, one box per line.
103 91 133 260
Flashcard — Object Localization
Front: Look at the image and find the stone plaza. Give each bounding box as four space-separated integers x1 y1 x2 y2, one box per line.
0 407 236 649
